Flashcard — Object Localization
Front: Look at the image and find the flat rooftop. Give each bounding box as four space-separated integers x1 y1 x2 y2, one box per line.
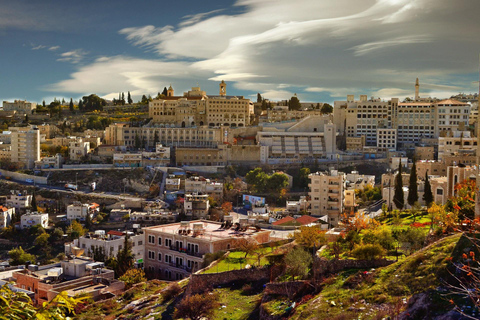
143 220 268 241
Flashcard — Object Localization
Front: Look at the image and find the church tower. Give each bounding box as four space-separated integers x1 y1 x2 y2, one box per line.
167 85 174 97
219 80 226 96
414 78 420 101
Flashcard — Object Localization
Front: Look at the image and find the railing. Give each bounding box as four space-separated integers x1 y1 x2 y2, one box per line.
168 262 192 272
169 245 203 258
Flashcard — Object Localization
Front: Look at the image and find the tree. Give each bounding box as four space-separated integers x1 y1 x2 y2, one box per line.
245 168 268 193
134 133 141 149
34 233 50 248
67 221 86 240
288 94 301 110
320 103 333 114
393 163 404 210
69 98 74 112
294 226 326 252
115 234 134 277
81 94 106 111
298 167 310 189
257 93 262 103
285 247 312 280
174 293 220 320
78 99 84 112
121 92 125 105
153 130 159 146
265 172 289 194
398 227 426 255
362 225 395 250
127 91 133 104
84 211 92 230
30 191 38 211
352 243 385 260
407 160 418 207
446 179 476 220
423 170 433 207
119 268 146 289
9 247 36 265
51 228 64 242
234 238 259 258
221 201 233 216
42 100 46 108
162 87 168 96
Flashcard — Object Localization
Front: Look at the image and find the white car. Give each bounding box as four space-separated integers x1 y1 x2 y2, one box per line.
25 179 34 183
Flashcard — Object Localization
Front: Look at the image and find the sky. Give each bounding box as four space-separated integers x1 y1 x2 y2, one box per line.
1 0 480 105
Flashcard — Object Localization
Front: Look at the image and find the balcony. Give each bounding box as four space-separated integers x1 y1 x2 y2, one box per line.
327 190 339 195
169 245 203 258
168 262 192 272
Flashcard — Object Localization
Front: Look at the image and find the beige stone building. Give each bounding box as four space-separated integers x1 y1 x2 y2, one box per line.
414 146 435 160
438 131 476 161
10 126 40 169
309 169 345 226
149 81 254 128
143 221 270 280
69 138 90 161
184 193 210 219
416 160 447 178
3 100 36 114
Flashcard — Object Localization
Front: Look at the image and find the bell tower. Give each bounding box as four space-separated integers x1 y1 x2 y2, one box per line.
167 85 174 97
219 80 226 96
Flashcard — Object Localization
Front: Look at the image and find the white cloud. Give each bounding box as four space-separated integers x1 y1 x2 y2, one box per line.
31 45 46 50
50 0 480 103
57 49 88 64
48 46 60 51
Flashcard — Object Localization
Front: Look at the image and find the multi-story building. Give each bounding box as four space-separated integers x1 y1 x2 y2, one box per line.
149 81 254 128
65 230 144 265
6 192 32 213
437 131 476 161
309 169 345 226
69 138 90 161
10 126 40 169
13 257 118 306
345 171 375 190
0 144 11 162
376 128 397 151
66 202 99 221
184 193 210 218
414 146 435 160
20 212 48 229
395 101 435 147
258 116 337 164
185 177 223 201
416 160 447 178
3 100 37 114
143 220 271 280
435 99 470 136
0 206 15 229
34 153 63 169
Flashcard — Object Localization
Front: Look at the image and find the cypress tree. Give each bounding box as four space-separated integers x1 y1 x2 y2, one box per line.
31 191 38 212
407 160 418 207
69 98 74 112
393 162 404 210
162 87 168 96
423 171 433 207
127 91 132 104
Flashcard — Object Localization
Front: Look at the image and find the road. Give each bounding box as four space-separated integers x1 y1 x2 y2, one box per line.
2 179 144 202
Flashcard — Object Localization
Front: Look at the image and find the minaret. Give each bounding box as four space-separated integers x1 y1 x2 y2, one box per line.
414 78 419 101
219 80 226 96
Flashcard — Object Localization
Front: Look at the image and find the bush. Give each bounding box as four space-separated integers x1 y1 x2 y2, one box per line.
352 243 385 260
161 283 182 302
119 268 146 289
202 251 225 268
174 293 220 320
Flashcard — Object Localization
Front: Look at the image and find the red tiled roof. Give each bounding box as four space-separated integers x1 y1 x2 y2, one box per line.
272 216 295 226
295 215 319 225
436 99 468 106
0 206 8 212
90 203 99 208
107 231 124 236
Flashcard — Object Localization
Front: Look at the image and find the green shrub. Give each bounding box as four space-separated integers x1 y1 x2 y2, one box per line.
352 243 385 260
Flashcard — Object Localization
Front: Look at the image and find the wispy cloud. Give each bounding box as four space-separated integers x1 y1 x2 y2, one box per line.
57 49 88 64
31 45 46 50
48 46 60 51
179 9 224 27
350 35 432 56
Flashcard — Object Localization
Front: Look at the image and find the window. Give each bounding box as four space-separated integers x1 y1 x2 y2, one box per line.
165 239 172 247
148 235 155 244
158 237 162 246
158 252 162 261
148 250 155 260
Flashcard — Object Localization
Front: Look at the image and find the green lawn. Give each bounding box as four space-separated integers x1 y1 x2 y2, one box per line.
202 246 277 274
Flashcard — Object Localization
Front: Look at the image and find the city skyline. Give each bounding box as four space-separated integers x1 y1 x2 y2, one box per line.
1 0 480 105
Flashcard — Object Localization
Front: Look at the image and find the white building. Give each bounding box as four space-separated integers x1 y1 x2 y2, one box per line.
20 212 48 229
66 202 99 221
65 230 144 266
185 177 224 201
6 192 32 213
69 139 90 161
184 193 210 218
0 206 15 229
435 99 470 136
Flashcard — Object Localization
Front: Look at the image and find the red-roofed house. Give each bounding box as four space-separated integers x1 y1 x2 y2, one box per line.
295 215 319 226
272 216 299 226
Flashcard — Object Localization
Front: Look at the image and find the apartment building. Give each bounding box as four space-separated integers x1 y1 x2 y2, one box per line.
395 101 435 146
435 99 470 136
376 128 397 151
66 202 99 221
65 230 144 265
184 193 210 218
437 131 476 161
10 126 40 169
309 169 345 226
20 212 48 229
3 100 37 114
143 221 270 280
0 206 15 229
6 192 32 213
185 177 223 201
69 138 90 161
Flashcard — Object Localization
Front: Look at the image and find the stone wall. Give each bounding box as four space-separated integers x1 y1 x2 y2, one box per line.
0 169 47 184
185 267 269 296
314 258 393 278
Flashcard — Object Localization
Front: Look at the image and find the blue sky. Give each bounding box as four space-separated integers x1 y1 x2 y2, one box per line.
1 0 480 105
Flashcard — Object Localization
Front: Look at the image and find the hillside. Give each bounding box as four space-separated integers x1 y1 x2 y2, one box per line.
75 233 479 320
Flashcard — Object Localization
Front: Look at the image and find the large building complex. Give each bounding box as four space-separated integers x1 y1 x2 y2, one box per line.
3 100 37 114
